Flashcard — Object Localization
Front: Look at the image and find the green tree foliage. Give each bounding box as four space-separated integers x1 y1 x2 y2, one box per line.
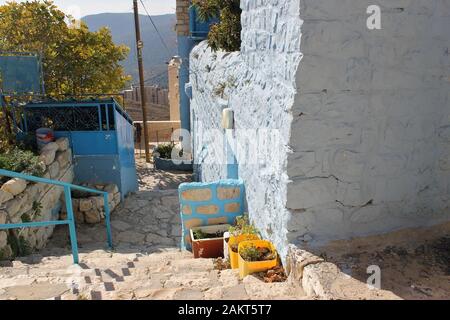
0 0 130 96
192 0 241 52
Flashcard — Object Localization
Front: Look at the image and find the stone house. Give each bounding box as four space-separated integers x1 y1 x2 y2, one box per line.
180 0 450 261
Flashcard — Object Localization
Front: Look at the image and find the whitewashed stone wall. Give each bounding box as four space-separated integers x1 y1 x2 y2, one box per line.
287 0 450 246
0 139 74 260
190 0 450 260
190 0 302 261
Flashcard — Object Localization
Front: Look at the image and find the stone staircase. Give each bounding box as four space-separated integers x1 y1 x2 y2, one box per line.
0 246 306 300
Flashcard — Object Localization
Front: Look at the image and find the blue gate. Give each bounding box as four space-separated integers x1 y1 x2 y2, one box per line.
18 98 138 198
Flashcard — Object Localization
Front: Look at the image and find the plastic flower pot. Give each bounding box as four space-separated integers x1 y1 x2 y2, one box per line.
228 234 260 269
238 240 277 279
190 224 231 259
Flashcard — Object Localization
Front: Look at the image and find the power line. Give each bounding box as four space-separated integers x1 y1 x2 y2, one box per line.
139 0 172 57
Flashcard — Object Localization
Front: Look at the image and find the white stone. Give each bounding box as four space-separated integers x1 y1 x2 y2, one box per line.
104 184 119 194
79 198 93 212
48 161 60 179
0 231 6 248
40 142 59 153
0 210 7 224
56 149 71 168
39 149 56 166
1 179 27 196
55 137 69 151
0 190 13 205
84 209 101 224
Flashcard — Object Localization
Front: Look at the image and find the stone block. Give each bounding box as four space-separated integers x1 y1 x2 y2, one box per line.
0 190 13 205
0 210 6 224
0 245 12 260
0 231 7 248
5 193 28 219
196 205 219 215
56 150 71 169
286 245 324 282
1 178 27 196
48 161 60 179
39 149 56 166
104 184 119 194
225 202 240 213
217 187 241 200
79 198 93 212
84 209 101 224
41 142 59 153
74 210 84 224
181 189 212 201
55 137 69 151
92 196 104 209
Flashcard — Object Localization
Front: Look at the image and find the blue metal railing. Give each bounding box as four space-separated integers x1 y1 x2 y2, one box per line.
0 169 113 264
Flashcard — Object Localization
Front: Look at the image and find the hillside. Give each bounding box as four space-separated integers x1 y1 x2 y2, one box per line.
82 13 177 88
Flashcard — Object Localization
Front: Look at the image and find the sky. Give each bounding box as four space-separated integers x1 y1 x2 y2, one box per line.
0 0 176 17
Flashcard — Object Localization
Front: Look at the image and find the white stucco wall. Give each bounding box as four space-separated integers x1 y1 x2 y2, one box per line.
190 0 450 259
190 0 302 260
287 0 450 245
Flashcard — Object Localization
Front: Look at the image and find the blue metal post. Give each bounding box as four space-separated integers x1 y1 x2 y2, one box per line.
64 186 79 264
103 193 113 249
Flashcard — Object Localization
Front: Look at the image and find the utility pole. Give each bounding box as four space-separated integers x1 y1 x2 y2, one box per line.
133 0 151 162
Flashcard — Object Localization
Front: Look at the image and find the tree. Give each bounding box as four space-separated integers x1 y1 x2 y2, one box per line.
192 0 241 52
0 0 130 96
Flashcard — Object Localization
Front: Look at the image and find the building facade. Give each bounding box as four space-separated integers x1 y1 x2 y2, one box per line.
188 0 450 261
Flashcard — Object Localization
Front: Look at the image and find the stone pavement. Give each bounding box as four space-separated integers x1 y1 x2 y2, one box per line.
0 161 306 300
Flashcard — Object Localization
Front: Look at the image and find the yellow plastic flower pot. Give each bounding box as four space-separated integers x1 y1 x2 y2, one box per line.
228 234 260 269
238 240 277 279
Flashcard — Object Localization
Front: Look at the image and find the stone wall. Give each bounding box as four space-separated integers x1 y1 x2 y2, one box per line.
190 0 450 261
176 0 190 37
60 184 120 225
0 138 73 260
190 0 302 260
287 0 450 246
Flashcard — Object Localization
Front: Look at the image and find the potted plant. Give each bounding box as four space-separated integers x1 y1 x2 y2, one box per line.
153 142 193 172
238 240 278 279
190 224 231 258
227 215 260 269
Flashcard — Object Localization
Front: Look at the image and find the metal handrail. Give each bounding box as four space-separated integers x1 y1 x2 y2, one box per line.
0 169 113 264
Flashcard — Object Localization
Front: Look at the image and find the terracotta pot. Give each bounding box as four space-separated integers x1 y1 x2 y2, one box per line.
190 224 231 259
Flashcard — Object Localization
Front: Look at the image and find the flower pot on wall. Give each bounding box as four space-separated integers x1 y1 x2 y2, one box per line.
228 234 260 269
238 240 278 279
190 224 231 259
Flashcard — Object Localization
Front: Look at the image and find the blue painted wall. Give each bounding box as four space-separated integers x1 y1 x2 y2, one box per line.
179 180 245 250
178 35 197 132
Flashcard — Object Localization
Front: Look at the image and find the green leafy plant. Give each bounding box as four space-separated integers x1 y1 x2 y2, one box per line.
154 143 175 159
193 229 224 240
192 0 242 52
21 213 32 223
240 244 276 262
0 147 45 184
7 232 32 257
32 200 43 217
229 215 259 237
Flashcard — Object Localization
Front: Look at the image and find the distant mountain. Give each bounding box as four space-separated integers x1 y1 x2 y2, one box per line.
82 13 177 88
